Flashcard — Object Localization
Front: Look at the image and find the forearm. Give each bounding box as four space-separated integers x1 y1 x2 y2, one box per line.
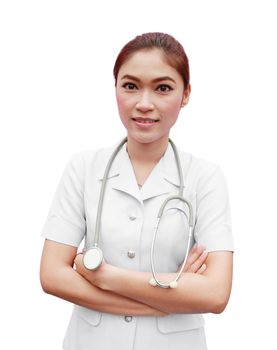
96 253 233 315
40 265 166 316
97 266 217 314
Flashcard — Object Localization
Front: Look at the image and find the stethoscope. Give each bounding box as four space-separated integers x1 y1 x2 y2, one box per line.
83 137 194 289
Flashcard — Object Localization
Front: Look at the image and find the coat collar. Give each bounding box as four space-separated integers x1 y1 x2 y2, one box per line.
96 141 186 203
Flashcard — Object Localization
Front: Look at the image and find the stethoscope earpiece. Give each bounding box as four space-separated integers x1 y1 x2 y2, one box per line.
149 278 158 286
149 278 178 289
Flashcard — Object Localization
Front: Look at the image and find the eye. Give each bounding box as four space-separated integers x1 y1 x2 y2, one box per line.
122 82 138 90
156 84 173 93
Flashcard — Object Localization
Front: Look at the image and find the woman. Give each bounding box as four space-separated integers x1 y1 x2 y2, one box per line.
40 32 234 350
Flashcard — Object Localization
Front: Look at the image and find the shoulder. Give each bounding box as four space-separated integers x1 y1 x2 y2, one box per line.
179 150 220 177
178 150 226 190
67 145 114 168
64 145 116 181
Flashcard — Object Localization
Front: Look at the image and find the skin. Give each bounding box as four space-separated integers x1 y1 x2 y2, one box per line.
40 241 208 316
40 48 233 316
115 49 191 184
116 49 190 149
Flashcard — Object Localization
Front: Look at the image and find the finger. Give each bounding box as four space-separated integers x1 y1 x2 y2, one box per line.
187 250 208 273
184 245 206 272
74 253 83 266
196 263 207 274
177 245 197 272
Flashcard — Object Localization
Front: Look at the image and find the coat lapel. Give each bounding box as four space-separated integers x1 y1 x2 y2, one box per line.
96 144 142 203
141 143 186 201
96 141 186 203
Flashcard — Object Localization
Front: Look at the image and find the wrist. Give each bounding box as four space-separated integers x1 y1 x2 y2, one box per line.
98 264 119 291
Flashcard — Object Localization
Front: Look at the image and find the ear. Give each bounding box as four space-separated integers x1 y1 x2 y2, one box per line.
181 84 191 108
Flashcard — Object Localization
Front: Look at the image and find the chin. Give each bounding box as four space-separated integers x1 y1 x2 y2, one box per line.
127 132 169 145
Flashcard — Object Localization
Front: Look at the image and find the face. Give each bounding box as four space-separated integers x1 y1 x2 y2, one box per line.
115 49 190 145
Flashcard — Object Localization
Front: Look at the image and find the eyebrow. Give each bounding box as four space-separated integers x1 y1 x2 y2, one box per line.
120 74 176 84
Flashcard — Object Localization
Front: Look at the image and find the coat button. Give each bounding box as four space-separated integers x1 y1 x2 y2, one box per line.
128 213 137 221
127 250 135 259
124 316 133 322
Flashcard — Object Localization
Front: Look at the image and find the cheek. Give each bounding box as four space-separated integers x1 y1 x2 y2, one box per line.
161 98 182 119
116 93 132 116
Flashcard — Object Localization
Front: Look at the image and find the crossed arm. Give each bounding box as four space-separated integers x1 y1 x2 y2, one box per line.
40 239 233 316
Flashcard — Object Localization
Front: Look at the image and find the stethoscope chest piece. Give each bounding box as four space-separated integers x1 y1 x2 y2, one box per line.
83 247 103 270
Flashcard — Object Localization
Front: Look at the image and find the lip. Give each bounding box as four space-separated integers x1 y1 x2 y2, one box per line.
131 117 159 129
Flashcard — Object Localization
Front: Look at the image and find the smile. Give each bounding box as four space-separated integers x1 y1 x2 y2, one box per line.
132 117 158 124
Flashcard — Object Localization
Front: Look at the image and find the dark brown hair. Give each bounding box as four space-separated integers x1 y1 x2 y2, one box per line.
113 32 190 89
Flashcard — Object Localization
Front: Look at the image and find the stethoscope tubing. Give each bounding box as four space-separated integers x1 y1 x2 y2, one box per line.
150 212 193 289
150 195 194 288
94 137 128 248
83 137 194 289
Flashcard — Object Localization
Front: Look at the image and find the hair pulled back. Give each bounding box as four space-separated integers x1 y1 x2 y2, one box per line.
113 32 190 89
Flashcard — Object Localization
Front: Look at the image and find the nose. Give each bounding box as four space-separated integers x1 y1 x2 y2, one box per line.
135 91 154 112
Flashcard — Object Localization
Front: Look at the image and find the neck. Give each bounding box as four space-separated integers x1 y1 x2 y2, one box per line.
126 135 169 164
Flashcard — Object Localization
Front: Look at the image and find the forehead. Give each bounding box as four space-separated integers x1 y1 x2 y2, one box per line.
118 49 181 81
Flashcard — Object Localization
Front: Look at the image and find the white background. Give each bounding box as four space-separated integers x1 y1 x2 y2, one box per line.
1 0 276 348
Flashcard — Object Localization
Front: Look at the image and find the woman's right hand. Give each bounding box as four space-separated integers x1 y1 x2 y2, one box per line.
179 245 208 274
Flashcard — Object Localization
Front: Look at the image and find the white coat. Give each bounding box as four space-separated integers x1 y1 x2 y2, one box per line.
41 141 234 350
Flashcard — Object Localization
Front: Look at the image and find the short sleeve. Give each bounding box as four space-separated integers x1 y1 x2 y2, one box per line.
41 153 86 247
194 165 234 252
